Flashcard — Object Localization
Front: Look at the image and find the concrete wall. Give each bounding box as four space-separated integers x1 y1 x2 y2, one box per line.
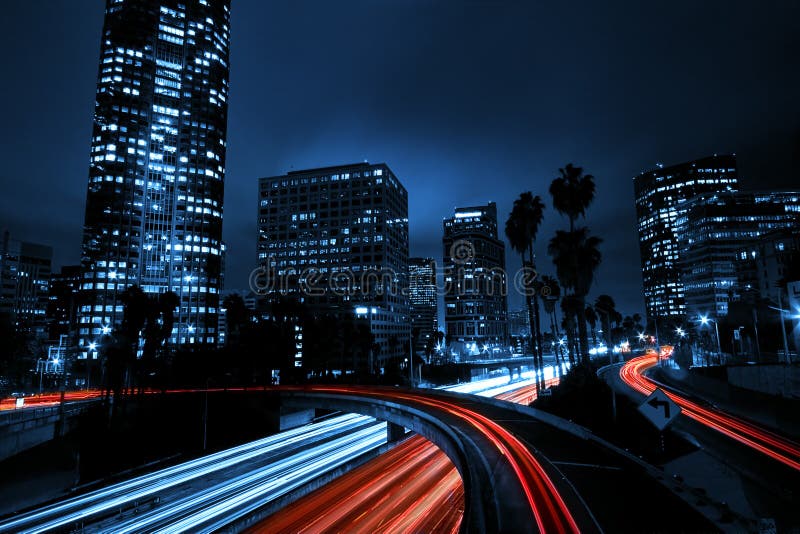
726 365 800 399
0 405 86 462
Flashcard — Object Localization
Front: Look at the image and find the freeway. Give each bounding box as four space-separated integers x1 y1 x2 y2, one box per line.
259 377 716 533
0 412 386 533
256 379 556 533
602 354 800 529
619 354 800 471
0 372 550 533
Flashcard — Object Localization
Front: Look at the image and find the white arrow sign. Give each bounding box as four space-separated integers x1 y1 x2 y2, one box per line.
638 388 681 431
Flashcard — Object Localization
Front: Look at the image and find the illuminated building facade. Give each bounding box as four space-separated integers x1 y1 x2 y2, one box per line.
442 203 508 347
409 257 438 353
679 191 800 317
633 155 738 321
78 0 231 357
0 231 52 336
257 162 410 367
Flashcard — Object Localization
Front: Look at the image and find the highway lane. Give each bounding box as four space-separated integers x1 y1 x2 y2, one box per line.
602 355 800 528
0 372 549 532
0 413 384 533
619 354 800 471
254 378 559 534
258 375 717 533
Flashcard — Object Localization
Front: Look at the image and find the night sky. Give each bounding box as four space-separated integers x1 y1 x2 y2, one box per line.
1 0 798 318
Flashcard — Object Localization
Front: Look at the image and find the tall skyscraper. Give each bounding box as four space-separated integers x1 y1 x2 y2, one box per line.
633 155 738 321
257 162 410 367
78 0 231 357
0 231 52 336
442 203 508 350
408 257 438 353
677 191 800 318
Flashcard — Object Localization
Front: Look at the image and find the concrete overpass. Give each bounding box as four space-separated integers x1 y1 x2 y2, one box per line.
273 385 588 533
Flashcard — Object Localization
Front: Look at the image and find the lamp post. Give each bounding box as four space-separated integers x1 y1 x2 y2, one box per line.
700 315 722 363
355 306 377 373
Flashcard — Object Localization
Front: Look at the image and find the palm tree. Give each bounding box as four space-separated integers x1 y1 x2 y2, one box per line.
584 305 598 347
622 315 635 341
505 192 546 387
114 285 148 398
548 228 602 365
548 164 599 365
632 313 644 333
549 163 596 233
540 275 564 371
594 294 617 350
560 297 581 366
140 291 179 391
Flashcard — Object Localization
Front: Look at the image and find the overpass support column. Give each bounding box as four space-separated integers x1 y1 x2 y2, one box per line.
387 421 407 443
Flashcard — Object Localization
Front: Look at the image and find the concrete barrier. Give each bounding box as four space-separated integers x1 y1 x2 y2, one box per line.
726 365 800 399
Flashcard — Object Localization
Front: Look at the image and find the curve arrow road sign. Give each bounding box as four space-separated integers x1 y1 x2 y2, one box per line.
638 388 680 431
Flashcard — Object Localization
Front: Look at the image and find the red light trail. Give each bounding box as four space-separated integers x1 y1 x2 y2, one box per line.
255 378 572 534
620 354 800 471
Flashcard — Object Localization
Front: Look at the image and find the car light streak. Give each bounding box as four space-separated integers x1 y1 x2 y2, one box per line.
0 373 556 532
620 355 800 471
114 425 387 534
0 413 378 533
258 376 567 534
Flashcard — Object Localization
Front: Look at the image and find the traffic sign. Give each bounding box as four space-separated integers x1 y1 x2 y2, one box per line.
638 388 680 431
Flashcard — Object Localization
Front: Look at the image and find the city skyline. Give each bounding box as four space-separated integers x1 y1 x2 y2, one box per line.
1 2 800 532
2 1 798 318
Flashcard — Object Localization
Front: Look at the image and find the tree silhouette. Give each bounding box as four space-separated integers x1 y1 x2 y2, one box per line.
548 164 600 365
548 227 602 365
505 192 546 388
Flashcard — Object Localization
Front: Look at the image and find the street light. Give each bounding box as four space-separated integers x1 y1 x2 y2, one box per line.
355 306 377 373
699 315 722 361
676 327 686 339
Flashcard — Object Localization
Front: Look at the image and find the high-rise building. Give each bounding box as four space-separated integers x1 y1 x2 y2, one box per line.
78 0 231 357
408 257 438 353
633 155 738 321
0 231 52 336
442 203 508 348
217 289 257 347
257 162 410 367
507 307 530 337
737 228 800 306
677 191 800 317
46 265 82 342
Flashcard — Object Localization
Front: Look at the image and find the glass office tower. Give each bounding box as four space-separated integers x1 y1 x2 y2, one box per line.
409 257 438 353
257 162 410 367
78 0 231 357
678 191 800 317
442 203 508 350
633 155 738 322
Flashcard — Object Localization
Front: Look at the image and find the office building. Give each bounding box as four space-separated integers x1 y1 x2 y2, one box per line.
0 231 53 336
634 155 738 321
409 257 438 353
46 265 82 342
678 191 800 317
737 228 800 306
507 307 530 337
78 0 231 357
217 289 257 347
257 162 410 367
442 203 508 349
